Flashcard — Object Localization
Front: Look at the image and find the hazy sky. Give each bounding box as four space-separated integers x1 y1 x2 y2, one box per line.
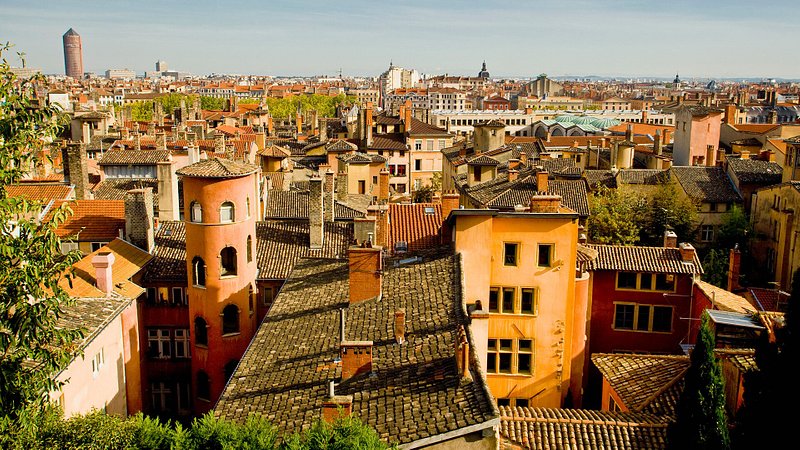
2 0 798 79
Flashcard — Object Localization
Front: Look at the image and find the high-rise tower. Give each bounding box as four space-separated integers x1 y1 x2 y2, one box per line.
63 28 83 79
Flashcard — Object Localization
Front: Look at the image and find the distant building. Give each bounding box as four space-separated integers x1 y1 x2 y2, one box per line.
672 105 723 166
9 66 42 79
106 68 137 80
377 62 420 108
478 60 490 79
63 28 83 78
156 60 168 72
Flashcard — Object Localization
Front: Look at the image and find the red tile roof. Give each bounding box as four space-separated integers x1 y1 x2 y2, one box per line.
388 203 442 254
4 183 73 202
46 200 126 242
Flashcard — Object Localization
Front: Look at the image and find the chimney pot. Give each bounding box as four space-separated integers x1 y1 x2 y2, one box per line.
340 341 373 380
394 309 406 344
322 394 353 423
679 242 696 263
91 251 116 295
727 247 742 291
663 230 678 248
536 170 549 193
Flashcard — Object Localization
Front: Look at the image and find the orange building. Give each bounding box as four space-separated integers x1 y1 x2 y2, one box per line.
177 158 261 414
450 194 588 408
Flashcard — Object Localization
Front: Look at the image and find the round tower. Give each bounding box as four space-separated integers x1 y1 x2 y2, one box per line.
177 158 260 415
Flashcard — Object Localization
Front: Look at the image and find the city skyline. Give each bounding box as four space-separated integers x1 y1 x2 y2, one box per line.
2 0 799 79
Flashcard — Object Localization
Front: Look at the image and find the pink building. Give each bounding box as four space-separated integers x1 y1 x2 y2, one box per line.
673 105 723 166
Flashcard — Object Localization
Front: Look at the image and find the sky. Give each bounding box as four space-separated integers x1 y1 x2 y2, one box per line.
1 0 798 80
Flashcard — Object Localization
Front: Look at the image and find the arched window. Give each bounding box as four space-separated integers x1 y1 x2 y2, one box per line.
246 197 251 218
220 201 235 223
192 257 206 287
220 247 237 276
190 201 203 223
222 304 239 335
246 235 253 263
224 359 239 381
195 317 208 346
197 371 210 401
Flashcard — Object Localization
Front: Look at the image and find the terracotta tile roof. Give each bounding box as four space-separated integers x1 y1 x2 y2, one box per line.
215 253 499 445
338 152 386 164
499 406 668 450
45 200 125 242
540 158 578 176
585 244 703 274
374 113 403 126
59 294 133 351
92 178 159 210
607 123 676 136
677 105 723 117
264 191 365 220
477 119 506 128
583 170 617 189
60 238 152 300
255 221 353 279
695 280 757 314
408 117 450 137
748 287 790 312
731 123 781 134
718 349 756 372
368 134 407 151
577 244 599 264
726 158 782 185
266 172 285 191
467 155 500 166
592 353 689 416
176 158 258 178
670 166 742 203
257 144 290 158
325 139 358 153
617 169 670 185
141 221 187 284
4 183 73 202
543 135 653 149
98 149 171 165
387 203 442 253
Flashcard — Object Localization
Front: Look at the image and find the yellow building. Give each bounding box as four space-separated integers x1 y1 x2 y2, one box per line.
450 195 589 408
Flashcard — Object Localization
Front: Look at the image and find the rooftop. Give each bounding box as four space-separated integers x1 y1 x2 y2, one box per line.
387 203 442 254
670 166 742 203
60 238 152 300
175 157 259 178
98 149 171 166
585 244 703 274
726 158 782 185
45 200 125 242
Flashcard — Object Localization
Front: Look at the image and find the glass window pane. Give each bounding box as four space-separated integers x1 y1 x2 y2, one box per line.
499 353 512 373
639 273 653 290
487 353 497 373
521 289 535 314
617 272 637 289
489 289 499 312
614 304 635 329
502 288 514 313
504 243 518 266
655 274 674 291
652 307 672 332
500 339 512 351
636 305 651 331
518 354 532 374
538 244 552 267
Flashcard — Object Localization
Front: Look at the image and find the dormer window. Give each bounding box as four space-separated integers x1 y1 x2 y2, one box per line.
220 201 235 223
190 201 203 223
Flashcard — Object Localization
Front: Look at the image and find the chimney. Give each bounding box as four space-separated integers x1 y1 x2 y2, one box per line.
724 104 737 125
404 101 413 133
654 130 662 155
706 145 717 167
519 151 528 167
348 242 382 304
134 132 141 151
545 131 552 142
188 131 198 145
296 111 303 137
146 121 156 136
454 325 471 380
525 107 533 115
171 126 178 141
625 124 633 141
336 168 349 202
663 230 678 248
458 142 467 158
121 127 129 140
125 188 155 253
727 246 742 292
662 129 671 145
394 309 406 344
63 142 90 200
642 109 649 124
340 341 373 380
214 133 225 154
157 160 179 221
529 194 562 213
679 242 696 264
440 191 460 244
309 176 324 249
378 168 390 204
156 132 167 151
323 168 335 223
322 393 353 423
365 102 373 147
536 170 549 192
91 252 116 296
353 217 377 247
188 144 200 165
508 158 520 170
319 117 328 142
267 116 274 136
508 169 519 182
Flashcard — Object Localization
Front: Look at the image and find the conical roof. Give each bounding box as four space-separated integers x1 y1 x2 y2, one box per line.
176 158 258 178
63 28 79 37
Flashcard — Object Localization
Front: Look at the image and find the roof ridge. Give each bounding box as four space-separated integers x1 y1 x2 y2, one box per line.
634 367 688 412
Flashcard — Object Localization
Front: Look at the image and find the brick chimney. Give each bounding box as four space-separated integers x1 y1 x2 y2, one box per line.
157 159 180 221
519 151 528 167
214 133 225 154
336 168 349 202
309 176 324 249
63 141 90 200
663 230 678 248
508 158 520 170
147 121 156 136
353 216 377 245
322 394 353 422
323 168 335 223
156 132 167 151
679 242 696 264
134 132 141 151
341 341 373 380
654 130 662 156
394 308 406 344
625 124 633 141
529 194 561 213
404 100 413 133
366 205 389 248
365 102 374 148
348 242 382 304
454 325 471 380
536 170 549 192
727 246 742 291
440 191 460 244
319 117 327 142
508 169 519 182
125 188 155 253
378 167 390 204
296 110 303 136
724 104 737 125
642 110 649 124
267 116 274 136
662 129 671 145
91 252 115 296
706 145 717 167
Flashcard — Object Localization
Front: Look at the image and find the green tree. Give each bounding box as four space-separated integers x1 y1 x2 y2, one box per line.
641 181 698 246
717 205 751 251
701 249 729 288
200 96 227 111
587 184 643 245
734 269 800 449
128 100 154 121
668 313 730 450
0 43 83 423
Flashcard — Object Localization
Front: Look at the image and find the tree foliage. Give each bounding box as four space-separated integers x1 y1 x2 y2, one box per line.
640 181 697 246
668 314 730 450
734 269 800 448
200 96 227 111
587 184 644 245
0 43 83 422
701 249 729 288
1 408 392 450
261 94 354 119
716 205 750 251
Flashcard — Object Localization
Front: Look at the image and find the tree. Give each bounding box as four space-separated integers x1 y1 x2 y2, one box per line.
717 205 750 250
587 184 643 245
668 313 730 450
642 181 697 246
128 100 154 121
701 249 729 288
734 269 800 448
200 96 227 111
0 43 83 422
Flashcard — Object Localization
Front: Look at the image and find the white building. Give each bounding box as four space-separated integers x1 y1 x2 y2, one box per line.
105 69 137 80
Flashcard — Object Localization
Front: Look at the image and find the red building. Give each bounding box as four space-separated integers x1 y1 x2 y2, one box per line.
585 240 703 355
483 95 511 111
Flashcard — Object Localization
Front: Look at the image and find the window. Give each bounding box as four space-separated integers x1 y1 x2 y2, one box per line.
708 202 717 212
197 371 210 401
414 139 422 150
246 197 251 218
358 180 366 194
60 241 79 254
517 339 533 374
537 244 553 267
473 166 482 182
148 329 172 359
192 257 206 287
487 338 532 375
190 201 202 223
194 317 208 346
617 272 675 292
655 274 675 291
426 139 434 151
701 225 714 242
489 287 500 312
373 175 378 184
91 348 105 377
220 247 237 276
262 286 274 311
609 396 623 412
174 329 190 358
397 165 406 176
438 139 446 150
224 359 239 381
502 287 515 313
521 288 537 315
147 287 158 304
614 303 673 332
151 381 174 412
171 287 187 305
91 242 108 252
504 243 518 266
222 304 240 335
246 235 253 263
220 201 235 223
415 159 422 171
